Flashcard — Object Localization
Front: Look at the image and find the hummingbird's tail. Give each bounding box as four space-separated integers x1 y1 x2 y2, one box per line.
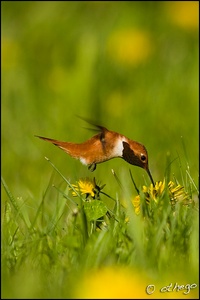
35 135 85 161
35 135 73 154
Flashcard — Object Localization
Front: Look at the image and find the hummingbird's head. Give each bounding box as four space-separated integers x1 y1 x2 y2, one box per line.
122 141 154 185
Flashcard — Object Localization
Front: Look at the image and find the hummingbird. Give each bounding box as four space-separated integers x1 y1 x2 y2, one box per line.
36 120 154 185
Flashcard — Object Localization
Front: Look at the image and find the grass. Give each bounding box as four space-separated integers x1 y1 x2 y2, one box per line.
1 154 199 299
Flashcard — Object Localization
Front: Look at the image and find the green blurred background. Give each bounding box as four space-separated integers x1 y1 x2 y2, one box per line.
2 1 198 200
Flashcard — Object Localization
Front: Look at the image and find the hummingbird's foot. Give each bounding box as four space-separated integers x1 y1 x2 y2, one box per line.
88 163 96 172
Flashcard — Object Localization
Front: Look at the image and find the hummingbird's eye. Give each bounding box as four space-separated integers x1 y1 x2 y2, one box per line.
141 154 147 162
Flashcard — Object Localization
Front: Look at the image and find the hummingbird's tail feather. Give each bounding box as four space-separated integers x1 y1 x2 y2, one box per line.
35 135 86 160
35 135 72 153
35 135 64 146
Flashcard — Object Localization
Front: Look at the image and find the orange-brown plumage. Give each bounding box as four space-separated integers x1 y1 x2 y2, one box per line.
36 122 154 185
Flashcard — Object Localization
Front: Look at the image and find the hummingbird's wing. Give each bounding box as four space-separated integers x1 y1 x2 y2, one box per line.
76 115 106 131
76 115 108 153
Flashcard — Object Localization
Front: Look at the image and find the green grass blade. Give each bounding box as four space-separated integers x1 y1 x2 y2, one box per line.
1 177 29 228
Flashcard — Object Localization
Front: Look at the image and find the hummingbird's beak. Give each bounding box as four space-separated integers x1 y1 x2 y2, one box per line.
146 168 155 186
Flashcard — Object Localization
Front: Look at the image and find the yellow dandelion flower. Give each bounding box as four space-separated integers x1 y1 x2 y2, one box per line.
71 178 95 198
132 180 192 214
70 177 106 199
131 180 165 214
142 180 165 203
168 180 191 205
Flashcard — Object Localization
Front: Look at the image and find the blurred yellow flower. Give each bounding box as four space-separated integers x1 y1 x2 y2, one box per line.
107 28 153 66
131 195 140 215
165 1 199 31
74 266 198 299
2 37 21 70
74 266 149 299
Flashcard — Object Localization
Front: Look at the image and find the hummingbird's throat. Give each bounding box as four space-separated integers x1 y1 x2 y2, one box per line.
122 141 143 168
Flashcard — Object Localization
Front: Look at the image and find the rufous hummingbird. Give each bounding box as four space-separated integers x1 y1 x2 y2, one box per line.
36 120 154 185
